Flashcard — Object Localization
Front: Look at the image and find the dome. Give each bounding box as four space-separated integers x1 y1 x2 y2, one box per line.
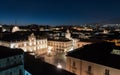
12 26 20 32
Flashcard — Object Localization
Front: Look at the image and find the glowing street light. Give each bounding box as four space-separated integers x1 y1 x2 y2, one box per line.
47 46 52 55
48 49 51 53
57 63 62 69
47 46 52 57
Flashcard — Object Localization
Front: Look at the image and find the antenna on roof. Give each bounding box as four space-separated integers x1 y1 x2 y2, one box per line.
15 19 17 26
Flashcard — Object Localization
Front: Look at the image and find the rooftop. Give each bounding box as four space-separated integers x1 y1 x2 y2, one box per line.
0 31 46 42
0 46 23 59
48 38 71 42
79 38 104 43
67 42 120 69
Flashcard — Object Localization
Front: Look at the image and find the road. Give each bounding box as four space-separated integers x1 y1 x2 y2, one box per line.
38 51 67 69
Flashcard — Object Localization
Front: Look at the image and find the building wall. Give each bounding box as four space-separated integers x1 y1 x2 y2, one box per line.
13 38 47 55
0 41 10 47
48 40 73 53
0 54 24 75
25 70 32 75
66 56 120 75
0 54 23 69
0 65 24 75
106 39 120 46
77 41 91 48
0 33 48 55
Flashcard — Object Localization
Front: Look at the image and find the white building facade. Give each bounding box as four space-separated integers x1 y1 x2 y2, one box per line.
0 33 48 55
66 56 120 75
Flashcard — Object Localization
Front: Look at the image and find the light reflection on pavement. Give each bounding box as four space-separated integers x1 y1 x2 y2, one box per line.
38 51 67 69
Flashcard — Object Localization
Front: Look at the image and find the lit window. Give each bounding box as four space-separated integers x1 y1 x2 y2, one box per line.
24 43 26 46
10 44 15 48
15 45 18 48
34 42 36 45
40 41 42 44
37 47 39 49
24 48 27 52
30 48 32 52
34 47 36 50
37 41 39 44
29 42 32 46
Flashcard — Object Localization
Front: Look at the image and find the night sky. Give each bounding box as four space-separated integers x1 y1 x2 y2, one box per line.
0 0 120 25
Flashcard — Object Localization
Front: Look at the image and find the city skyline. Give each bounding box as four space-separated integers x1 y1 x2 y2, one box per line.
0 21 120 75
0 0 120 25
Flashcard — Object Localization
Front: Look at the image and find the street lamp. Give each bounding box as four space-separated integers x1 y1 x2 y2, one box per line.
47 46 52 56
57 63 62 69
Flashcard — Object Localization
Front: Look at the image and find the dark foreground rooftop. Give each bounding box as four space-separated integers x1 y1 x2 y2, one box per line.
24 53 75 75
67 42 120 70
0 46 23 59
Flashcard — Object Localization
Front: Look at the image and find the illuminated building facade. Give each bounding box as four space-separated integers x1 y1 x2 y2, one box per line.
106 39 120 46
76 38 105 48
72 27 93 31
48 39 73 53
0 33 48 55
66 42 120 75
77 41 91 48
12 26 20 33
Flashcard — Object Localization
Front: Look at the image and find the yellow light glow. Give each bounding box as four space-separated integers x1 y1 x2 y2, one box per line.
57 63 62 69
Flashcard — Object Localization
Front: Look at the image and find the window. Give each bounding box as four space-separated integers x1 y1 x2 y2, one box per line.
86 66 92 75
19 55 21 58
19 69 23 75
7 58 9 62
10 72 12 75
6 58 10 65
73 61 76 67
72 61 76 69
14 56 16 59
88 66 92 72
5 71 9 75
105 69 110 75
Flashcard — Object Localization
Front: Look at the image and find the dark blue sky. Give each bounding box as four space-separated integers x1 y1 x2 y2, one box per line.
0 0 120 25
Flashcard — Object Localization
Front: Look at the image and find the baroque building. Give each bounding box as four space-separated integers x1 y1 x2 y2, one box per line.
48 38 73 53
0 33 48 55
66 42 120 75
